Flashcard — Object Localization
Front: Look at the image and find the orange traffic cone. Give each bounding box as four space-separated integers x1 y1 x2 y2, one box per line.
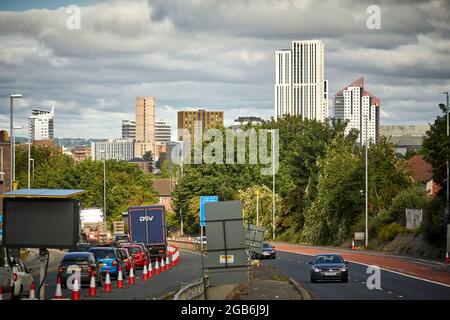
29 281 36 299
351 239 356 251
54 275 63 299
142 264 149 281
88 271 97 297
171 252 176 267
71 278 81 300
148 260 153 278
128 267 135 285
161 257 166 272
446 252 450 264
104 270 112 292
117 265 124 288
165 255 170 271
155 258 160 275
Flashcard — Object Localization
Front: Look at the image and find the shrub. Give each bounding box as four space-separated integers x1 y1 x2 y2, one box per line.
378 223 403 242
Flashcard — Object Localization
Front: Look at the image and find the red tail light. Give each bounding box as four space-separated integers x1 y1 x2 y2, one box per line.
13 273 17 282
87 265 93 273
58 265 65 273
112 260 118 266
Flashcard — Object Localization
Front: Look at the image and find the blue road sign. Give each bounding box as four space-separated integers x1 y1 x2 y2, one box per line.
200 196 218 227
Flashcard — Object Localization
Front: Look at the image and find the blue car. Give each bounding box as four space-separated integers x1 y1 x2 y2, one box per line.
89 247 125 279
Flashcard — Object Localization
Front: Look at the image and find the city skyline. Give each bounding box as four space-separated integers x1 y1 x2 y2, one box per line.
0 0 449 139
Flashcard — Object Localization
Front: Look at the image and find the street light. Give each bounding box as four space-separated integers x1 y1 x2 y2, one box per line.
12 125 23 189
10 93 23 190
99 150 106 223
268 129 276 240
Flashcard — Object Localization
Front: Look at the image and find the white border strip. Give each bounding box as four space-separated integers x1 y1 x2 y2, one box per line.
278 249 450 289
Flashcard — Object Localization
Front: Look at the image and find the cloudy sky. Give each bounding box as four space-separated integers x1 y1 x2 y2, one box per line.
0 0 449 139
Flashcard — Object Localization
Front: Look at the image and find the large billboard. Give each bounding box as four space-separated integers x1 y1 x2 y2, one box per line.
3 198 80 249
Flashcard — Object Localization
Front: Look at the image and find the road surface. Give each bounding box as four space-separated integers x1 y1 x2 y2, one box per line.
265 250 450 300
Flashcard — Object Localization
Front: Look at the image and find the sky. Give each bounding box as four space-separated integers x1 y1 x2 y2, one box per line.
0 0 449 139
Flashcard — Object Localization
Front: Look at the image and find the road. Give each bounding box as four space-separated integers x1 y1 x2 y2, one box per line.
265 250 450 300
24 249 202 300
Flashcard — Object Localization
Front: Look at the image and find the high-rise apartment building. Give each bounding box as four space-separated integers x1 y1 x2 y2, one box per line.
122 120 136 140
177 109 224 144
29 107 54 141
333 77 380 144
134 97 155 158
275 40 328 121
91 139 135 161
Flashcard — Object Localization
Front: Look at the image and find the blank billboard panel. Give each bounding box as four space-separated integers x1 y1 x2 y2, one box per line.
3 198 79 249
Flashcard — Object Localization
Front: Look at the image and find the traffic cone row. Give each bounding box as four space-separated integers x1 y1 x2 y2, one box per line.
47 248 184 300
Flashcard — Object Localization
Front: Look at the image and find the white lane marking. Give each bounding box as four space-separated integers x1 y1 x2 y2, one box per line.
278 249 450 288
388 291 392 294
398 295 403 298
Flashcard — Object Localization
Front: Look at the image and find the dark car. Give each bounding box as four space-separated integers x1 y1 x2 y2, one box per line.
58 252 102 288
113 234 130 246
252 242 276 259
309 253 348 283
69 243 92 252
89 247 125 279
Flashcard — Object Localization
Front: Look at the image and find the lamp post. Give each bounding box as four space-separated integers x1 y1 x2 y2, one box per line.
256 189 260 227
99 150 106 223
30 158 34 187
28 117 32 189
10 93 23 190
12 125 22 189
268 129 276 240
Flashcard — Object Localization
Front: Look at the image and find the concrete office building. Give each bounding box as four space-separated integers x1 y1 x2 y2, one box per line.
29 107 54 141
122 120 136 140
177 109 224 144
134 97 155 158
275 40 328 121
381 125 429 155
91 139 135 161
333 77 380 144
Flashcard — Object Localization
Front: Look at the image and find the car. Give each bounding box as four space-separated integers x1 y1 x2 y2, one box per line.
193 236 207 245
12 258 34 299
121 245 147 269
113 234 130 246
68 243 92 252
0 248 13 300
309 253 348 283
58 252 102 288
252 242 276 259
117 248 136 274
89 247 125 279
134 243 150 261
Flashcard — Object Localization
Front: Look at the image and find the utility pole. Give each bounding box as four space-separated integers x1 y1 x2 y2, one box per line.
256 189 260 226
440 91 449 260
9 94 23 190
